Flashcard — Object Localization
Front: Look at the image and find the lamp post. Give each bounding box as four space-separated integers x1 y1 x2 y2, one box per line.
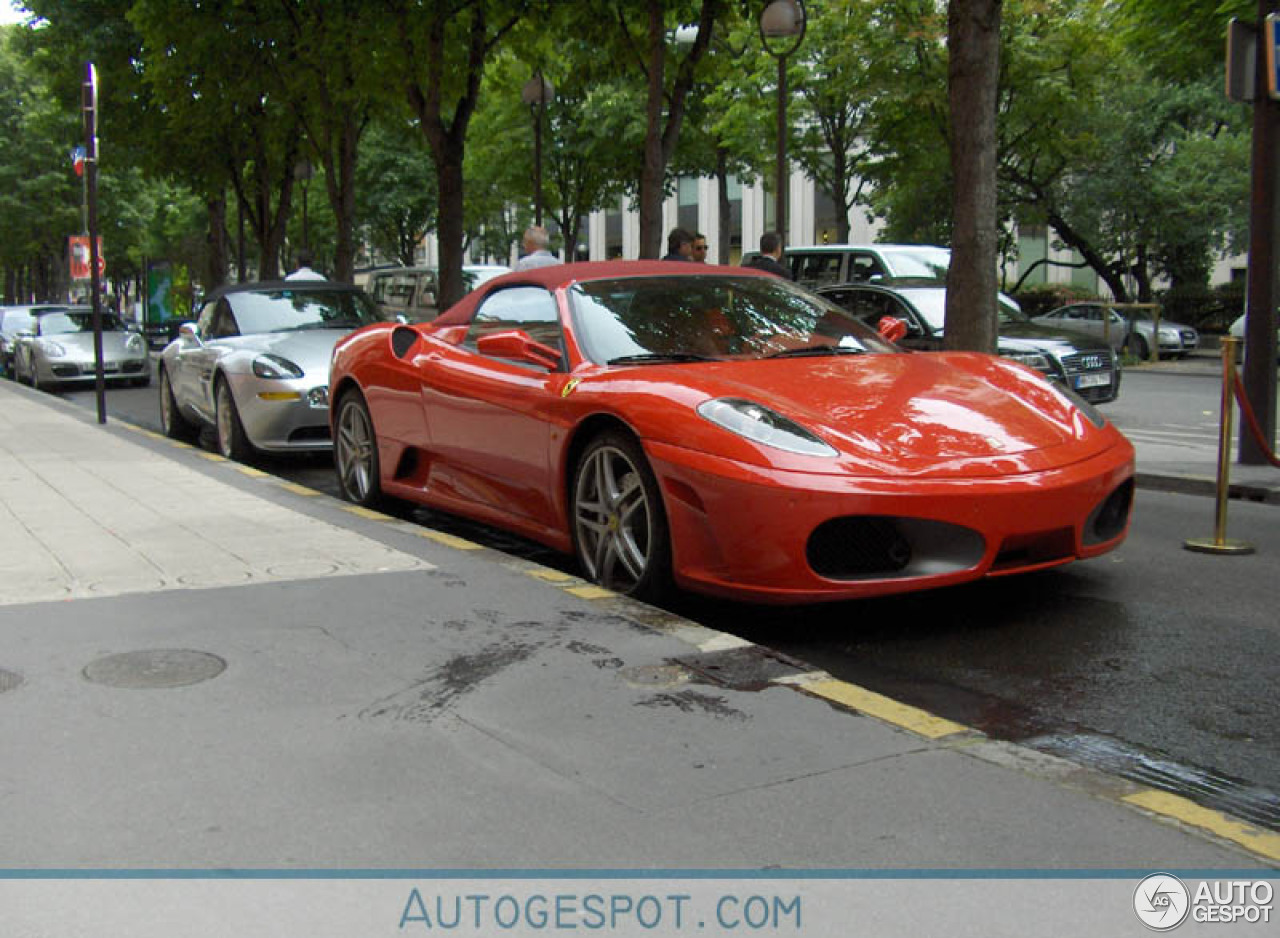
521 71 555 226
759 0 806 246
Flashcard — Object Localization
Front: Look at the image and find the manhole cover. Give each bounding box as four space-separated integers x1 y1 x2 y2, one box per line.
0 669 24 695
83 650 227 689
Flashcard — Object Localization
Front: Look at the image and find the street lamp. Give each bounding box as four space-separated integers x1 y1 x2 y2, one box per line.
759 0 806 247
521 71 555 226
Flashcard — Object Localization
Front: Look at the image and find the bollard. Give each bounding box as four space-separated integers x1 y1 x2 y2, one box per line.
1184 336 1254 555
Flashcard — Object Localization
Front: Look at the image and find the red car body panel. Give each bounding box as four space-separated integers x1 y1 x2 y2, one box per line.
331 261 1135 604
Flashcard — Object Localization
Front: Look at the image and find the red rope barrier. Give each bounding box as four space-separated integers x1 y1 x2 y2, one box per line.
1231 370 1280 469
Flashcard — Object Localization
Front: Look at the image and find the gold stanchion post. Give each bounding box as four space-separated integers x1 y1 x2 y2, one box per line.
1184 336 1254 555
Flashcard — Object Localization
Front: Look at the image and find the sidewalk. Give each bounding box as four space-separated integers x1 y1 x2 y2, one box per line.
0 378 1276 871
1122 350 1280 505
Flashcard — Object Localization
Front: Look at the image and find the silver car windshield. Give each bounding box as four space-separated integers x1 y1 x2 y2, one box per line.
229 289 381 334
569 275 897 364
38 311 126 334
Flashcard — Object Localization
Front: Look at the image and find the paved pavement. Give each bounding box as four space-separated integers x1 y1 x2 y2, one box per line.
1 374 1278 872
1122 350 1280 506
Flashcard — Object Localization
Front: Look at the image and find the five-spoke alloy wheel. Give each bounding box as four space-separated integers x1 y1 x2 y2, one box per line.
571 431 671 600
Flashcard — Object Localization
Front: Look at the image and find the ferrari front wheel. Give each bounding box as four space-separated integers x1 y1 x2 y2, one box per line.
571 431 671 602
333 391 384 508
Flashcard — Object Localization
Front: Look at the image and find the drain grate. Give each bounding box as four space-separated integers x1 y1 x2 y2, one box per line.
83 650 227 689
1030 732 1280 833
673 646 808 692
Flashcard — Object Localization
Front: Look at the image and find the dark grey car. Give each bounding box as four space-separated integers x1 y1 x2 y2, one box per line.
817 281 1122 403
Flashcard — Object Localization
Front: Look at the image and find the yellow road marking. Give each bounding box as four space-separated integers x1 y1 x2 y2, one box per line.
1124 789 1280 862
416 529 484 550
342 505 393 521
526 569 577 583
566 585 616 600
277 481 319 496
802 678 972 740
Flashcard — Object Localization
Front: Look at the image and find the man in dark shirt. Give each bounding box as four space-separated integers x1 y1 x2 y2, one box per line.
744 231 792 279
662 227 694 262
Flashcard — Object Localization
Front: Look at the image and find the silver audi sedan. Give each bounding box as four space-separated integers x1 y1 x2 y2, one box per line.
157 280 382 461
11 307 150 389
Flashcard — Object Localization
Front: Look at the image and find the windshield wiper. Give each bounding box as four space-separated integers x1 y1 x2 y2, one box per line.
765 344 865 359
606 352 718 364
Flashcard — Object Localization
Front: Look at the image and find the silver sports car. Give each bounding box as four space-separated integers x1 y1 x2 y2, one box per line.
11 307 150 389
157 280 382 461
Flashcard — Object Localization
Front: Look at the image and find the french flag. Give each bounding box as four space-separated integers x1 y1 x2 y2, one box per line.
71 146 85 177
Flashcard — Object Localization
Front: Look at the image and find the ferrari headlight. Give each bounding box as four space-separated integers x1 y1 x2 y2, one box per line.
253 353 304 379
697 398 837 457
999 349 1051 372
39 340 66 358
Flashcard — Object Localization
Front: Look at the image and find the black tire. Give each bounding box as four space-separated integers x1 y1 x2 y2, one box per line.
158 367 196 441
333 391 385 508
570 430 672 602
1125 334 1149 360
214 377 253 462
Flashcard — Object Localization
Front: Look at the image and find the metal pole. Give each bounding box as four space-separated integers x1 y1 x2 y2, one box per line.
775 54 787 245
1185 337 1254 554
83 62 106 426
533 101 543 227
1241 0 1280 463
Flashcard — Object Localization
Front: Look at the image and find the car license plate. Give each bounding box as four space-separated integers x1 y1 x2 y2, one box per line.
1074 373 1109 389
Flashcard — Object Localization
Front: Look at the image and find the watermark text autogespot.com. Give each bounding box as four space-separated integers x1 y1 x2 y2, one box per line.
399 889 802 932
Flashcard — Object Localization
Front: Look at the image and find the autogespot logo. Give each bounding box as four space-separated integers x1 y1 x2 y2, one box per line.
1134 873 1190 930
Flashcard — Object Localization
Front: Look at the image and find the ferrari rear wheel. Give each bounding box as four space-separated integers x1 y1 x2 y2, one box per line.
334 391 383 508
571 431 671 601
215 378 253 462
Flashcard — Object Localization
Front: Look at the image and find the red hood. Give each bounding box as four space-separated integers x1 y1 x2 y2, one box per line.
586 352 1124 478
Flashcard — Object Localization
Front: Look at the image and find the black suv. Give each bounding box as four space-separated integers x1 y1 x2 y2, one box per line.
817 281 1121 403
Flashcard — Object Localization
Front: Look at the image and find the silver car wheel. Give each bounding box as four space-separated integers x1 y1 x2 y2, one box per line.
572 436 666 596
335 395 378 504
215 379 251 461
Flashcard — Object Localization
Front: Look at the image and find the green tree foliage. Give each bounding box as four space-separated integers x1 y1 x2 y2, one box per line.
0 25 80 301
356 117 438 267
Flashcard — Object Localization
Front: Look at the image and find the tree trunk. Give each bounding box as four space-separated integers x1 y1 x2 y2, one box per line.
205 194 229 290
637 0 667 259
945 0 1002 354
716 147 732 264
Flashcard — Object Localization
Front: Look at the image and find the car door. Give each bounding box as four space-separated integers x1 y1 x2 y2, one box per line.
822 287 939 350
172 298 236 424
418 286 566 533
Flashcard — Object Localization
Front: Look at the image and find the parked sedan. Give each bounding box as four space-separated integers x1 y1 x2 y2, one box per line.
11 307 150 389
158 280 382 461
330 262 1134 605
817 282 1122 403
1033 303 1199 359
0 304 68 377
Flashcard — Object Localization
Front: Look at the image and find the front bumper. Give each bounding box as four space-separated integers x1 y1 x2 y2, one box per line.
646 436 1135 604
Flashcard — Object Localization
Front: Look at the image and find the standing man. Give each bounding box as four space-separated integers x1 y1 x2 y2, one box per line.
285 249 326 280
691 233 709 263
515 226 562 270
743 231 792 279
661 227 694 261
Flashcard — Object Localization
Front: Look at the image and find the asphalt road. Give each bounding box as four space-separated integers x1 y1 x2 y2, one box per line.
36 362 1280 832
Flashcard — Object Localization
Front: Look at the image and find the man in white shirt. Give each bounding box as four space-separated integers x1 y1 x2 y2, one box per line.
285 249 326 280
514 226 562 270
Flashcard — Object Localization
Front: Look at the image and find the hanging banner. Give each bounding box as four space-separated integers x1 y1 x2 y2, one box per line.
69 234 105 281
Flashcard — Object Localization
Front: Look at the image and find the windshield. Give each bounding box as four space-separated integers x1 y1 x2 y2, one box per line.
877 247 952 279
229 288 381 334
894 289 1030 331
38 311 126 334
569 275 897 364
